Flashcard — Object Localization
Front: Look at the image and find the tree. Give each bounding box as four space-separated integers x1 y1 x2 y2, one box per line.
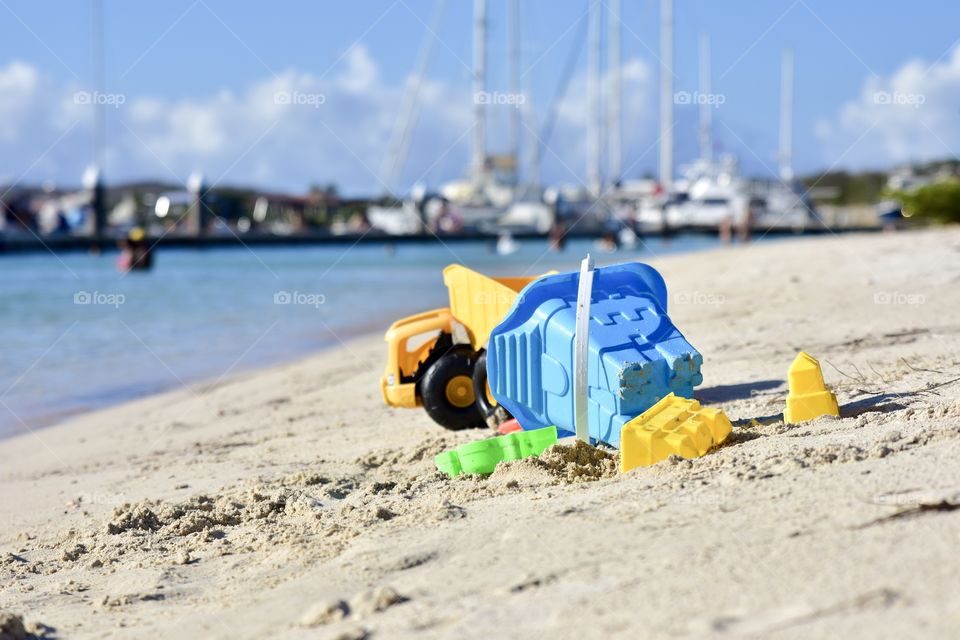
889 179 960 223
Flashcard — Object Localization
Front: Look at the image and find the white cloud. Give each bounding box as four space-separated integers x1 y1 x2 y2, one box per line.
538 56 657 184
0 61 39 142
815 45 960 170
337 46 380 94
0 60 88 184
0 48 657 194
106 44 472 193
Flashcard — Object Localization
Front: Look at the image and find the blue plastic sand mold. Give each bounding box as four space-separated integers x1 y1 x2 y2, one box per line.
486 262 703 448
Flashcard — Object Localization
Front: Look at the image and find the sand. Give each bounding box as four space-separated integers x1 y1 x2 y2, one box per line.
2 228 960 639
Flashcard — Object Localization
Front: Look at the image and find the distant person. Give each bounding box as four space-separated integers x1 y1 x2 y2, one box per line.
548 220 568 251
719 217 733 245
594 229 619 253
738 203 754 243
433 200 463 234
660 211 675 246
117 227 153 272
347 210 371 233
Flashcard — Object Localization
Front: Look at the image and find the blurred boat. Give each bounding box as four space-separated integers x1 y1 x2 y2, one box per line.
637 157 815 231
496 231 519 255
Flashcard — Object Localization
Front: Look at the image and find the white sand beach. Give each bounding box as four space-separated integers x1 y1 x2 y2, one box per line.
2 228 960 639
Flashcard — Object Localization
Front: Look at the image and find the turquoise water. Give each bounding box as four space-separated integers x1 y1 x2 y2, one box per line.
0 235 723 437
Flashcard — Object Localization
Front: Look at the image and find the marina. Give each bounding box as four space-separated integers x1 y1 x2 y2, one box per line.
1 0 890 258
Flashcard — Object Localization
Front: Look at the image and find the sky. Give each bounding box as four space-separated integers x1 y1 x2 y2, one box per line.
1 0 959 196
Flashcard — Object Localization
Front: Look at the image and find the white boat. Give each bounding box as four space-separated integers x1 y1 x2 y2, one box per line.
635 156 814 231
668 157 747 227
496 231 520 255
367 201 422 235
371 0 554 236
749 179 815 230
494 200 554 233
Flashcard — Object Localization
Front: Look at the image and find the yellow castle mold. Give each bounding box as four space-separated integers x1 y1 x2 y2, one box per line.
620 393 732 472
784 351 840 424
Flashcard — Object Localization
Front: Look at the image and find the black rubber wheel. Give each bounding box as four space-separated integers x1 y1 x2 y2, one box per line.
420 348 485 430
472 350 510 428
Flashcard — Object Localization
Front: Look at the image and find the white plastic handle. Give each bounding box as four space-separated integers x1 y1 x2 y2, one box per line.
573 254 594 443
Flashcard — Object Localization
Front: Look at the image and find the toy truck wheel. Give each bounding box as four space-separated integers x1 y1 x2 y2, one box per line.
420 348 485 430
473 350 510 428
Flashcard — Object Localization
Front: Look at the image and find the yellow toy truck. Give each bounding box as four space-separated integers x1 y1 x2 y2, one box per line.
381 265 540 430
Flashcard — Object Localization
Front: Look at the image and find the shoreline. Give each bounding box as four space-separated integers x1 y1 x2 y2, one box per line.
2 228 959 639
0 326 379 442
0 231 739 439
0 223 881 255
0 320 383 442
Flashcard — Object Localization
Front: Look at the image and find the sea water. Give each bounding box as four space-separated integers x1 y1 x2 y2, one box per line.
0 234 724 436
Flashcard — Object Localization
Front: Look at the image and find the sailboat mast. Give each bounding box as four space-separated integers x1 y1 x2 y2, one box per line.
472 0 487 184
659 0 673 190
91 0 107 239
608 0 622 186
382 0 446 193
587 0 602 196
526 86 539 191
698 32 712 163
779 48 794 182
509 0 521 185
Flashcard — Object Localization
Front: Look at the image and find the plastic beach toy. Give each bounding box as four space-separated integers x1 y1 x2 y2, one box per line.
486 262 703 447
435 426 558 477
380 265 546 431
496 418 523 435
784 351 839 423
620 393 732 472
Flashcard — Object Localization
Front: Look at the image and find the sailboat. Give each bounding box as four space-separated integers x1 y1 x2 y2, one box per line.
368 0 553 236
638 13 814 232
748 48 816 231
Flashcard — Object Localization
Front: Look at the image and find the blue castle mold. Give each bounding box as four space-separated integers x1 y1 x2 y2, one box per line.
487 262 703 448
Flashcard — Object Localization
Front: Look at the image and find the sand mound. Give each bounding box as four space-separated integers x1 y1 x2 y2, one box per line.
0 611 52 640
32 442 620 593
491 440 620 485
535 441 619 482
0 612 25 640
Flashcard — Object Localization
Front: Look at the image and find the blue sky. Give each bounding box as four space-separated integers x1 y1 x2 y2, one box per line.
1 0 959 195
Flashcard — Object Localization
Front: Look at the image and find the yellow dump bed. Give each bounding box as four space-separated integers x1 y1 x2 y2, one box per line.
443 265 540 350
